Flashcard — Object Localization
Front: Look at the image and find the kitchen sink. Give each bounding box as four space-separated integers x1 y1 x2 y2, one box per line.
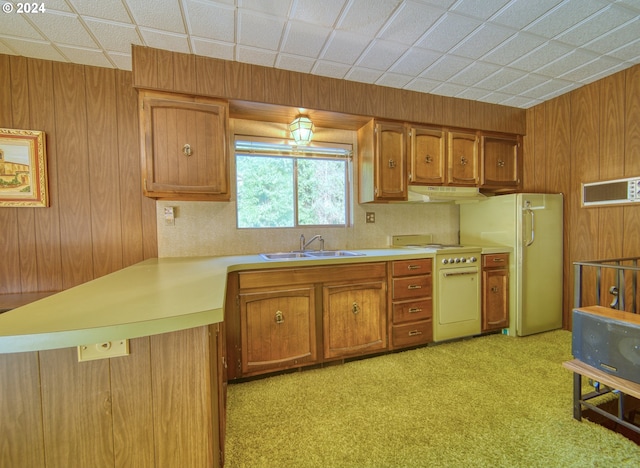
306 250 365 257
259 252 313 260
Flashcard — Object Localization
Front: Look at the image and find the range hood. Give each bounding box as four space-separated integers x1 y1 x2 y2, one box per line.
406 185 486 203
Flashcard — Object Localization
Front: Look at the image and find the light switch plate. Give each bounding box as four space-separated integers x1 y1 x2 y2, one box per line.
77 340 129 362
366 212 375 223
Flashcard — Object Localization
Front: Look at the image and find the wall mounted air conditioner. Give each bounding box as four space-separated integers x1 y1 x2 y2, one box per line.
582 177 640 207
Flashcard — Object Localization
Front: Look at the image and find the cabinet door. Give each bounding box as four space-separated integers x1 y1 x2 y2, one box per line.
240 287 316 375
448 131 479 185
481 135 521 188
482 268 509 331
323 281 387 359
375 121 407 200
409 126 445 185
140 91 229 201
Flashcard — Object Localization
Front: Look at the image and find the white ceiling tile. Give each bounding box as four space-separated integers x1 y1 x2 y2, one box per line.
0 37 67 62
27 11 98 48
85 19 142 53
357 39 408 71
42 0 73 12
405 76 442 93
497 73 551 95
450 23 515 60
275 53 316 73
555 5 637 47
375 72 414 88
125 0 185 33
419 0 457 8
236 46 277 66
139 28 190 53
239 0 293 16
417 13 482 53
68 0 132 23
281 21 331 57
344 66 384 84
524 0 610 39
321 30 371 64
312 60 351 78
292 0 346 27
607 37 640 62
337 0 402 36
57 44 113 67
500 95 541 108
559 55 625 83
536 48 600 78
0 41 17 55
107 51 132 70
451 0 511 21
390 47 441 75
482 32 546 66
509 41 573 73
430 81 470 97
191 37 235 60
475 67 528 91
238 11 285 49
478 91 516 105
448 61 501 86
186 1 235 41
535 82 580 101
489 0 563 29
582 16 640 54
521 78 575 99
378 1 446 45
0 12 44 40
456 87 492 101
420 55 474 82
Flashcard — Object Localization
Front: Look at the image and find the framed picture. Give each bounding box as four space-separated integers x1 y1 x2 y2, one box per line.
0 128 48 207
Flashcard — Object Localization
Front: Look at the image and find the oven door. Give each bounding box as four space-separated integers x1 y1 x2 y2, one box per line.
434 265 481 341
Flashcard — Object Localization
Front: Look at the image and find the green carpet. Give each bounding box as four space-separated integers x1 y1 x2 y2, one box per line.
225 330 640 467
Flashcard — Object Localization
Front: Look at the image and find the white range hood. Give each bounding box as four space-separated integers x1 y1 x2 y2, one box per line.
406 185 486 203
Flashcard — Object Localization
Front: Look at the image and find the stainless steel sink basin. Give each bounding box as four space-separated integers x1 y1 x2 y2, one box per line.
259 252 313 260
306 250 365 257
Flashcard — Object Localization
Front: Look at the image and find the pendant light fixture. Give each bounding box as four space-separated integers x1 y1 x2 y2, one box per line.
289 114 314 146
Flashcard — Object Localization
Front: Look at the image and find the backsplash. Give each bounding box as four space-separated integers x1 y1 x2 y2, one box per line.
157 200 458 257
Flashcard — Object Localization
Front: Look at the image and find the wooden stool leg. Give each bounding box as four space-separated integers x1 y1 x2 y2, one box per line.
573 372 583 421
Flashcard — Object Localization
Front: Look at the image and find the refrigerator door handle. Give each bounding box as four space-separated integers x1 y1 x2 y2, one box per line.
524 202 535 247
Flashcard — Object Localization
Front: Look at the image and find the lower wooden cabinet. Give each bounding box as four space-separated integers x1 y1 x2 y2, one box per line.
482 253 509 331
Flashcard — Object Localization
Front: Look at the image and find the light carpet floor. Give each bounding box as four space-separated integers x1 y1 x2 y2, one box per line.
225 330 640 467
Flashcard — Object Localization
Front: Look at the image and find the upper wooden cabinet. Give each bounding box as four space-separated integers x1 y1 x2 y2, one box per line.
481 134 522 190
448 130 480 186
139 90 230 201
409 126 446 185
358 120 407 202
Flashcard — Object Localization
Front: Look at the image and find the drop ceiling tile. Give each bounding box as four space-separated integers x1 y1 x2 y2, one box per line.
321 30 371 64
191 37 235 60
607 37 640 62
238 11 285 49
390 47 441 75
500 95 541 108
482 32 546 66
41 0 73 12
448 61 501 86
451 0 511 20
357 39 408 71
497 73 551 95
430 81 470 97
236 45 277 66
536 48 600 78
138 28 190 53
419 0 457 8
125 0 185 33
344 66 384 84
417 13 482 53
522 78 577 99
420 55 474 82
509 41 574 73
107 51 132 70
478 90 516 105
0 37 67 62
489 0 563 30
375 72 414 88
476 67 528 91
292 0 346 27
57 45 113 68
378 1 445 45
240 0 292 16
582 16 640 54
405 76 441 93
0 12 44 40
275 53 316 73
0 41 17 55
555 5 637 47
186 1 235 41
524 0 610 40
337 0 402 36
450 23 516 60
456 86 493 101
27 11 98 48
85 19 141 53
282 21 331 57
312 60 351 79
68 0 132 23
559 55 625 82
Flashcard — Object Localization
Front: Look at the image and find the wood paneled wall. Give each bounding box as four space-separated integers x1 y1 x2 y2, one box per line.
524 63 640 328
0 55 157 296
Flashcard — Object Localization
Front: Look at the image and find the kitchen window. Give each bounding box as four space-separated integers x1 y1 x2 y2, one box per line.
235 138 352 229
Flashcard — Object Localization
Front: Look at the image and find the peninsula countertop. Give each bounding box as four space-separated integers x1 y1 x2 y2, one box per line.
0 248 437 354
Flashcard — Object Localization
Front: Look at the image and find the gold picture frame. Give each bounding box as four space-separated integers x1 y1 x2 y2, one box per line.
0 128 48 207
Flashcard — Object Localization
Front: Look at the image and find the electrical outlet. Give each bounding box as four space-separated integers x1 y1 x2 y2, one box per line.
164 206 176 226
78 340 129 362
366 212 375 223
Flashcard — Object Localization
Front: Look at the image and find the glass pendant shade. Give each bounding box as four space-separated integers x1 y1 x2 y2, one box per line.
289 115 314 145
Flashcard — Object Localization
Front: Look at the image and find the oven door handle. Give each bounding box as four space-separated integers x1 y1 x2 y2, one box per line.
442 270 477 277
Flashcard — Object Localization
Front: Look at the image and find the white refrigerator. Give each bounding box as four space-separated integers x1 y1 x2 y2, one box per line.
459 193 563 336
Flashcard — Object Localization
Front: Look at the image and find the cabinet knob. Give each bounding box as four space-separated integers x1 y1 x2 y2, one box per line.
388 159 397 168
182 143 192 157
491 286 500 293
425 155 432 164
497 159 505 167
274 310 285 324
460 156 467 166
352 302 360 315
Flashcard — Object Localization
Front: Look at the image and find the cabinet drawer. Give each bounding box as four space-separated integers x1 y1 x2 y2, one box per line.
392 275 431 300
392 299 432 324
482 253 509 268
392 321 432 348
392 258 432 277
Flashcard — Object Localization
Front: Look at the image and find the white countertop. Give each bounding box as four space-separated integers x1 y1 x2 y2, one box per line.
0 248 435 354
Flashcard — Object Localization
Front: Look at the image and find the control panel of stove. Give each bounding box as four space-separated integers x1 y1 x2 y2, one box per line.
441 256 478 264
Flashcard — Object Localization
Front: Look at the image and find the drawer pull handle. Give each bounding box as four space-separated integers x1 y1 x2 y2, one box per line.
408 307 422 313
408 285 422 290
491 286 500 293
407 265 421 270
352 302 360 315
408 330 423 336
274 310 284 324
492 258 505 262
183 143 192 157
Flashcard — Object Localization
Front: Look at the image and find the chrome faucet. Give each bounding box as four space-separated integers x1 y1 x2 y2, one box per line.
300 234 324 251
